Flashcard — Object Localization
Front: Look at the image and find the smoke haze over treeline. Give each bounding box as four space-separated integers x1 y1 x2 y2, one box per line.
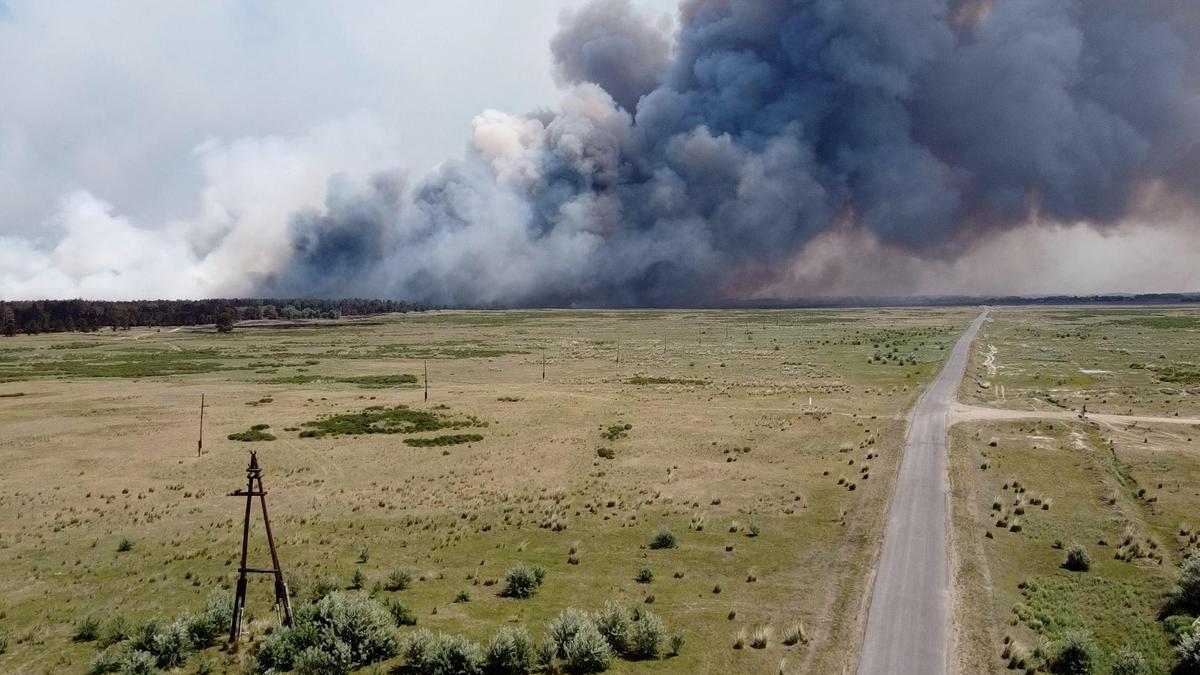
2 0 1198 305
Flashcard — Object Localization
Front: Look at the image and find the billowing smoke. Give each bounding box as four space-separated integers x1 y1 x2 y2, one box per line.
5 0 1199 304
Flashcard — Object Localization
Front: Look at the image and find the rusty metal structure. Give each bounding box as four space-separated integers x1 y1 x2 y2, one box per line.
228 451 293 644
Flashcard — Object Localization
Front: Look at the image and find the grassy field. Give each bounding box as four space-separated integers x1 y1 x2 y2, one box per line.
0 308 972 674
951 307 1200 674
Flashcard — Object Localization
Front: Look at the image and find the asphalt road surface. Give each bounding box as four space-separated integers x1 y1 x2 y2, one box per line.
856 308 989 675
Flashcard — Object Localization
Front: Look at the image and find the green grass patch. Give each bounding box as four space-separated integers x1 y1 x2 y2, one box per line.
227 424 275 442
403 434 483 447
262 374 418 388
0 348 229 380
626 376 707 386
1113 316 1200 330
299 405 485 438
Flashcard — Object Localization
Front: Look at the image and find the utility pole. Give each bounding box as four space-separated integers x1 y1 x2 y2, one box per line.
424 360 429 402
615 340 620 365
541 350 546 381
228 451 293 645
197 394 205 457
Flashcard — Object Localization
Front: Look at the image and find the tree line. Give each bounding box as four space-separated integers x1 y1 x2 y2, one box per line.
0 298 429 336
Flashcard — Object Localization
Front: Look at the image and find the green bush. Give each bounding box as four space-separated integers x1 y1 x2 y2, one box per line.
117 538 134 553
548 609 592 659
562 623 612 674
1179 551 1200 612
308 575 342 602
1052 629 1097 675
593 602 630 655
402 632 484 675
485 626 535 675
227 426 276 442
386 568 414 591
596 447 615 459
87 647 124 674
404 433 484 447
74 615 101 642
385 598 417 626
99 616 130 648
635 567 654 584
1178 631 1200 674
503 563 546 599
1064 544 1092 572
119 651 158 675
255 592 397 673
295 643 350 675
627 611 665 660
1109 647 1146 675
668 633 684 657
649 527 677 550
185 592 233 648
150 620 192 668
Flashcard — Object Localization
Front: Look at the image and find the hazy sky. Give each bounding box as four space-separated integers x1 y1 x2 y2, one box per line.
0 1 674 236
0 0 1197 302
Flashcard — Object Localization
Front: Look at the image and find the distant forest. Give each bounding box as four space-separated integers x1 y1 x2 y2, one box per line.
0 299 427 336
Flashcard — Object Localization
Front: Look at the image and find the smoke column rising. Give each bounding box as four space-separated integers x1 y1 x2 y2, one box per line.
5 0 1199 304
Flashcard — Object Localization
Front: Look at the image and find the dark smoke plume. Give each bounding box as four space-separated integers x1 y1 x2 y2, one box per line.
263 0 1200 306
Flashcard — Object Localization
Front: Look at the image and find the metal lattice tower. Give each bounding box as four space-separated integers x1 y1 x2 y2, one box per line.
228 451 294 644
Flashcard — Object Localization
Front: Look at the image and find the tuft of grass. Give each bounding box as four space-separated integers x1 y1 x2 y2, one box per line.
116 537 133 553
781 622 808 646
72 615 100 642
750 625 772 649
635 567 654 584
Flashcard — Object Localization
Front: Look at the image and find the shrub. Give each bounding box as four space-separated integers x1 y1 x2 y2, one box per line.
150 620 193 668
129 620 163 654
99 616 130 647
747 522 761 538
635 567 654 584
503 563 546 599
668 633 684 657
120 651 158 675
596 447 615 459
536 637 558 671
427 634 485 675
255 592 397 673
186 591 233 648
87 647 124 674
627 610 665 660
1178 631 1200 674
308 575 341 602
1109 647 1146 675
1179 551 1200 612
117 538 134 553
593 602 630 654
403 630 436 671
455 590 471 603
295 643 350 675
386 567 414 591
649 527 677 550
1053 629 1097 675
562 623 612 674
385 599 417 626
1064 544 1092 572
485 626 535 675
74 615 101 642
548 609 593 659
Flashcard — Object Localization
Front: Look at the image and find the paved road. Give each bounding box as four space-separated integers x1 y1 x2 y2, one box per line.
857 308 989 675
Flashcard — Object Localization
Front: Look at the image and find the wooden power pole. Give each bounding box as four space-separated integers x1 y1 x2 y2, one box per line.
541 350 546 381
228 451 293 645
424 359 429 402
197 394 205 457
